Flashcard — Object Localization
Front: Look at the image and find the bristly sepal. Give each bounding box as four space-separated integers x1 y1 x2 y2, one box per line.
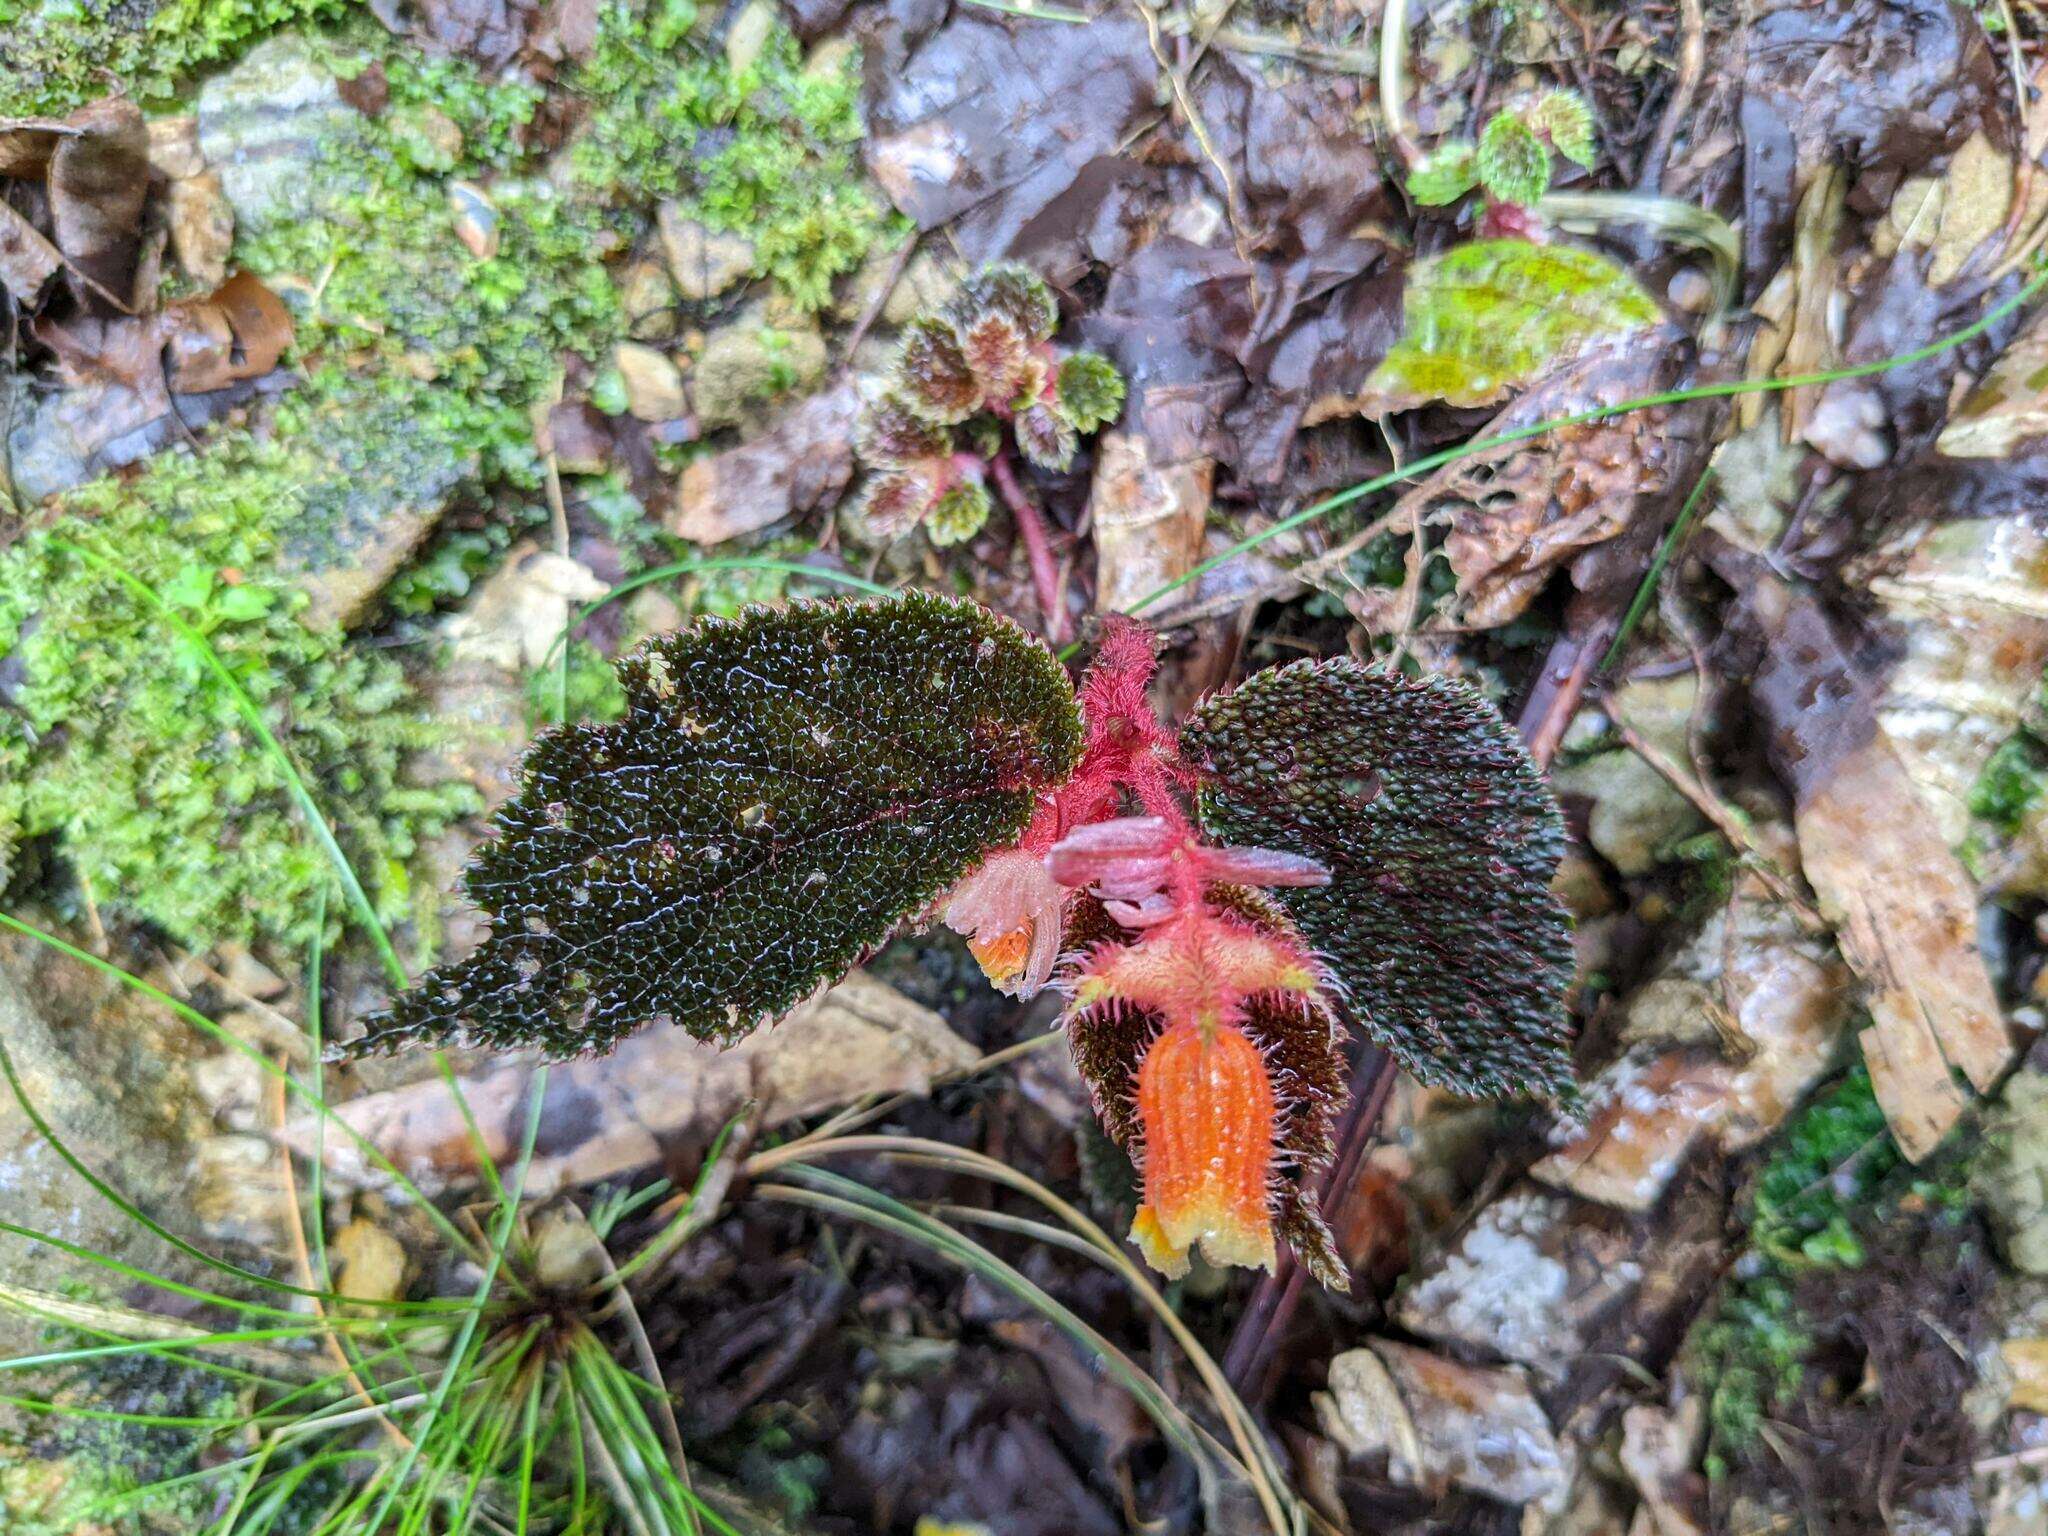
1184 658 1576 1101
349 593 1083 1060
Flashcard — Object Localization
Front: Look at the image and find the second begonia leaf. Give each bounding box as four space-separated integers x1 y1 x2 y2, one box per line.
1184 658 1575 1100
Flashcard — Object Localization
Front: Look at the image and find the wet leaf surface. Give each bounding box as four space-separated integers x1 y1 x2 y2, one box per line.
1361 240 1665 414
352 593 1083 1057
1185 659 1575 1099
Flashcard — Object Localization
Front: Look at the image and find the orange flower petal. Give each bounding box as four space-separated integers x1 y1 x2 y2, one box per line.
1130 1017 1278 1277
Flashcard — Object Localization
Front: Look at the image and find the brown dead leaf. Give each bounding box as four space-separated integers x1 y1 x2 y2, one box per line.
1936 300 2048 459
0 199 62 306
1744 573 2014 1159
0 117 66 179
1389 345 1678 628
161 269 294 393
670 380 857 545
1803 735 2010 1156
1088 423 1212 617
296 972 979 1195
48 97 148 311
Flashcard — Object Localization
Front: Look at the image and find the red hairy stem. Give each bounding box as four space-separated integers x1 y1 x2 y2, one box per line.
990 448 1067 645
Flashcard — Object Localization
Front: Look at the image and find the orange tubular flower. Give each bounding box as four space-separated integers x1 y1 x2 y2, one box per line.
1130 1016 1279 1277
1070 899 1326 1279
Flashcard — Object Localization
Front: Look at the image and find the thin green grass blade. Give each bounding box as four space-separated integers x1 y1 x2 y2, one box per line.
0 910 481 1263
0 1032 373 1309
1601 466 1715 671
764 1168 1219 1476
357 1065 551 1534
1102 265 2048 644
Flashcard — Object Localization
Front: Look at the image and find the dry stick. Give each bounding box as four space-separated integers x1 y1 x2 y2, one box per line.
839 233 919 366
989 448 1068 643
1635 0 1704 192
589 1248 699 1515
1607 715 1823 929
269 1059 415 1454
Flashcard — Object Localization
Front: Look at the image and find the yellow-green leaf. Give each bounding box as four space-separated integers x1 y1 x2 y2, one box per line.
1363 240 1663 414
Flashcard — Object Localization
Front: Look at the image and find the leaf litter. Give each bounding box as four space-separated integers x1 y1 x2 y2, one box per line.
18 0 2048 1531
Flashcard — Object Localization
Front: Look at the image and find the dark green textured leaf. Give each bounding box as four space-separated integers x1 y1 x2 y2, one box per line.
353 594 1084 1059
1362 239 1663 412
1408 141 1479 206
1478 111 1550 207
1184 659 1575 1100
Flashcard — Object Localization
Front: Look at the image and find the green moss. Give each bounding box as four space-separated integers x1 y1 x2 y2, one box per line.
566 2 900 310
0 0 348 116
1691 1065 1908 1472
1971 732 2048 834
0 439 479 951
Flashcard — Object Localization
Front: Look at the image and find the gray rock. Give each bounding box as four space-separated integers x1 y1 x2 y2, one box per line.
197 33 366 239
724 0 779 73
1552 747 1705 877
1981 1064 2048 1274
614 341 688 422
0 944 210 1423
690 300 827 432
620 258 679 342
280 379 478 630
835 243 958 327
658 204 756 302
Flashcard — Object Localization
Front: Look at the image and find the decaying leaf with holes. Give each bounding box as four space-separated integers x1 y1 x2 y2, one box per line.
1390 346 1679 627
1184 660 1576 1101
1360 240 1666 415
350 593 1083 1057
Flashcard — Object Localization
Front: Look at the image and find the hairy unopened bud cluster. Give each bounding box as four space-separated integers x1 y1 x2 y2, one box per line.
853 263 1126 546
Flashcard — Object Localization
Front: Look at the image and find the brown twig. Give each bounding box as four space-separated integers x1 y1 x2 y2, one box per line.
839 234 920 367
1608 714 1824 929
1635 0 1704 192
989 448 1068 643
1518 610 1620 769
269 1059 414 1453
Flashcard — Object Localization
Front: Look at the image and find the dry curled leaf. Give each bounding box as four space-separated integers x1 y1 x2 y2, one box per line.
47 97 148 311
1744 573 2014 1159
